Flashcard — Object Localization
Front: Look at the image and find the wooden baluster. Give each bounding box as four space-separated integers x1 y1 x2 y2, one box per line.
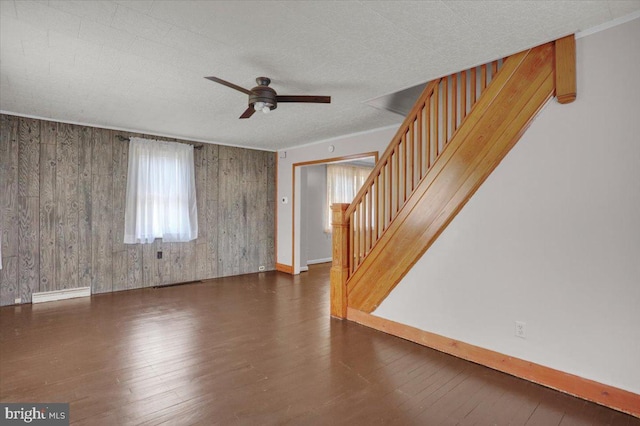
452 73 458 134
379 168 385 234
403 132 408 202
378 162 387 230
417 105 423 179
405 133 409 202
396 135 407 206
388 159 393 224
425 97 431 169
409 121 415 191
443 75 448 146
358 202 367 266
371 184 375 248
378 166 387 233
388 153 396 216
491 60 498 83
352 208 357 268
471 67 477 105
481 64 487 93
362 199 367 255
362 193 367 255
406 133 410 201
330 203 350 318
359 208 364 265
357 201 362 262
359 202 365 263
349 211 355 274
365 187 373 253
433 80 439 158
460 70 467 122
360 201 365 262
352 208 357 269
387 157 393 223
399 135 404 203
406 129 411 198
358 207 361 268
393 147 399 215
374 175 379 240
381 163 386 230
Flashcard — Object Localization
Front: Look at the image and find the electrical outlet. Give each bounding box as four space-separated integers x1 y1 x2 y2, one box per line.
515 321 526 339
14 298 21 304
258 265 265 272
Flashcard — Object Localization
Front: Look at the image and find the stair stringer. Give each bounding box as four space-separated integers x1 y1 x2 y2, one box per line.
347 42 556 313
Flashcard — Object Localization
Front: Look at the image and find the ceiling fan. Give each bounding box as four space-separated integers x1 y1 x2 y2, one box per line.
205 76 331 119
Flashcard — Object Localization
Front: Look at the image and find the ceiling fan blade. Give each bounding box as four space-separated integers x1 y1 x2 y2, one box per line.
205 76 253 95
239 106 255 119
276 95 331 103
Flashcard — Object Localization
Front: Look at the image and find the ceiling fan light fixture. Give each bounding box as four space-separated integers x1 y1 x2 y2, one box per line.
254 101 274 113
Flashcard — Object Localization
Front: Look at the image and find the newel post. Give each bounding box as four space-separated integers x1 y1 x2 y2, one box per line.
330 203 350 319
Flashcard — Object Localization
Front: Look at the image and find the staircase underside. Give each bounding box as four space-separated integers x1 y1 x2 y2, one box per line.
347 42 556 313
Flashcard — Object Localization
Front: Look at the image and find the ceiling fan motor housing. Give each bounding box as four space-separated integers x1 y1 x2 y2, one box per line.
249 77 277 110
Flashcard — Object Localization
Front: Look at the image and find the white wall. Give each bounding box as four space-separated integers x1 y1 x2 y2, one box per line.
301 165 333 264
277 126 398 270
374 17 640 394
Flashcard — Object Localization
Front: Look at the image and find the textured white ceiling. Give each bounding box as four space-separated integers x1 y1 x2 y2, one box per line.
1 1 638 151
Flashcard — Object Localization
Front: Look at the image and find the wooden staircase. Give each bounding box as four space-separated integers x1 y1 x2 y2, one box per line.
331 37 576 318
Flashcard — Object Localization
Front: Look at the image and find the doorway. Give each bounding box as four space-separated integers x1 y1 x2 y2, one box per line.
292 153 377 275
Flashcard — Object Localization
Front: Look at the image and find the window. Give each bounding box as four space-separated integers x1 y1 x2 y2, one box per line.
325 163 373 232
124 137 198 244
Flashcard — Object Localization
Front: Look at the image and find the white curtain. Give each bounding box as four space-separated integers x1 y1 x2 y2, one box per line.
124 137 198 244
325 164 373 232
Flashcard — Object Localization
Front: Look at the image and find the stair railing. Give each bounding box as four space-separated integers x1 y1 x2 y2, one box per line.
342 59 504 279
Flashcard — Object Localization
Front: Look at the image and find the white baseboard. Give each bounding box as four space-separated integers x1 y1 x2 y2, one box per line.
307 257 332 265
300 266 309 272
32 287 91 304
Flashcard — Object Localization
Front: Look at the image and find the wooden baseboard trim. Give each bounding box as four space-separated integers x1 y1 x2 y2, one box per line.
347 308 640 418
275 263 294 274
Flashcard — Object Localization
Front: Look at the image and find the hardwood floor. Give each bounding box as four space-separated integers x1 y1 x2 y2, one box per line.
1 263 637 425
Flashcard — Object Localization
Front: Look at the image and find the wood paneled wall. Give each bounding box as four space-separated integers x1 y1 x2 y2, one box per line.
0 114 275 306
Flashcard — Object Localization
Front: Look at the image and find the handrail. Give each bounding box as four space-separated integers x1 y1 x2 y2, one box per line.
344 59 504 276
